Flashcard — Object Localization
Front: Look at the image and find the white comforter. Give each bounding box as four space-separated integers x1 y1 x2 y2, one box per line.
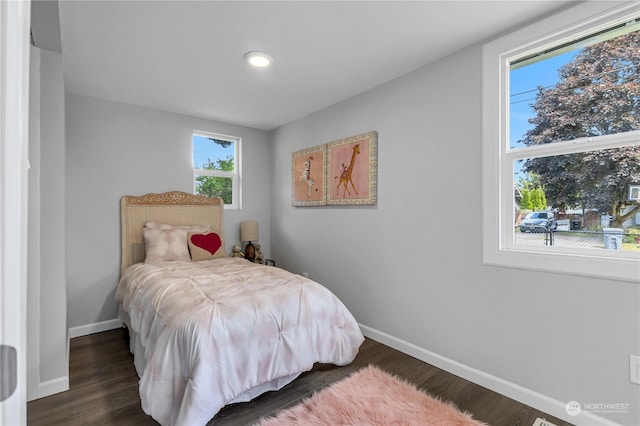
115 257 364 426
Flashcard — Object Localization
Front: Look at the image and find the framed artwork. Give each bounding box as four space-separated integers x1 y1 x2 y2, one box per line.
292 144 327 206
327 131 378 205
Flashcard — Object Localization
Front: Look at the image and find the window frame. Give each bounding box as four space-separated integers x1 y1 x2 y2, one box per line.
192 130 242 210
482 1 640 283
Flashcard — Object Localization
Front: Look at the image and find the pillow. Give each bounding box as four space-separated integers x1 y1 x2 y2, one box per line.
144 222 210 233
187 231 227 261
142 227 191 264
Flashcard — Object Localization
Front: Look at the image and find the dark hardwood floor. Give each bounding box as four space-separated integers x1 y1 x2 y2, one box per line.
27 329 573 426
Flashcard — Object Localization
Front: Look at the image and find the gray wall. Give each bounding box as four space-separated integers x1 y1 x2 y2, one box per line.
65 94 272 329
28 46 68 400
269 45 640 425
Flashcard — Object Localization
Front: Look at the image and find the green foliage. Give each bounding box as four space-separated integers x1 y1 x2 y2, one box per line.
520 187 547 211
623 228 640 244
537 189 547 210
520 191 532 210
517 173 541 191
520 30 640 225
195 156 234 203
518 174 547 211
529 189 542 210
199 156 233 172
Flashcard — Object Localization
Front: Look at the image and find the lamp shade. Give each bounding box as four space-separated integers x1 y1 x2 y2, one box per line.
240 220 258 242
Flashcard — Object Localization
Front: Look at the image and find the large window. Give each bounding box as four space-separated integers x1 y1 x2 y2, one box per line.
482 2 639 282
192 131 241 209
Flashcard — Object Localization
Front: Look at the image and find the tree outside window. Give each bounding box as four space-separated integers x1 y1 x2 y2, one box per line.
192 132 240 209
513 29 640 228
482 2 639 282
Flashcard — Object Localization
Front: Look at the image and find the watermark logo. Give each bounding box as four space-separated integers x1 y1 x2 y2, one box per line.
566 400 581 416
566 400 630 416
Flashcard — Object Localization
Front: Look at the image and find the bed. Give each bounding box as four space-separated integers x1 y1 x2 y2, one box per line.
115 191 364 426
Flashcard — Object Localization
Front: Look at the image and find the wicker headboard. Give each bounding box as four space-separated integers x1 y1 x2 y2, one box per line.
120 191 224 275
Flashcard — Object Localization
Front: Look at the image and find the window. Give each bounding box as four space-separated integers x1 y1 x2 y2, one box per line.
192 131 241 209
482 2 640 282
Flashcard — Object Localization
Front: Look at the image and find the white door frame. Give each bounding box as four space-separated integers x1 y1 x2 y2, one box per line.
0 0 31 424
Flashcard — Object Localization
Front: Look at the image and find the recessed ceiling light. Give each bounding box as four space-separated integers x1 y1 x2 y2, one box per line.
244 51 273 68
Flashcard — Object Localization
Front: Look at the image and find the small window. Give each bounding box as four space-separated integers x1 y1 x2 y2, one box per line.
483 2 640 282
192 131 241 209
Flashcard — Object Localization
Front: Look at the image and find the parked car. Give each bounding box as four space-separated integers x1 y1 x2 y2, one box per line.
519 211 557 233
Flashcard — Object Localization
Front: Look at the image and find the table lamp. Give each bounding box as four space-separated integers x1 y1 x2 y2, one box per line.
240 220 258 262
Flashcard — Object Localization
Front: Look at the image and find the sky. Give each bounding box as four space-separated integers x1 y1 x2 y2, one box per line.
509 50 580 149
509 49 581 182
192 134 235 170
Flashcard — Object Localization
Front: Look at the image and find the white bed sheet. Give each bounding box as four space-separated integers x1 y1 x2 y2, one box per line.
115 257 364 426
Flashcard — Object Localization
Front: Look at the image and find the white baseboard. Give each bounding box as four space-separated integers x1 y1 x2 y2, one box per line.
68 319 123 339
27 376 69 401
359 324 620 426
30 319 123 402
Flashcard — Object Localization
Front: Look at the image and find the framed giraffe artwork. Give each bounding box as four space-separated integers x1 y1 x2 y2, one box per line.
327 131 378 205
292 144 327 206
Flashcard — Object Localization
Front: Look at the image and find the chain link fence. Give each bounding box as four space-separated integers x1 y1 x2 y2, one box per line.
514 228 640 251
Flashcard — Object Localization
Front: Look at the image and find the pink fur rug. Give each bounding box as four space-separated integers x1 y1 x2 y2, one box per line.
255 365 485 425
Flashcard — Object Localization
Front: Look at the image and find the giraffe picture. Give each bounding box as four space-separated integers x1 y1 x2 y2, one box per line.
327 131 378 205
292 144 327 206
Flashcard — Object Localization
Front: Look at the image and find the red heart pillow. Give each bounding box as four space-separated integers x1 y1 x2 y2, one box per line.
190 233 222 255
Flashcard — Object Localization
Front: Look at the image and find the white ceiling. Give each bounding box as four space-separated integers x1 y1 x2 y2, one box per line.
57 1 576 131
